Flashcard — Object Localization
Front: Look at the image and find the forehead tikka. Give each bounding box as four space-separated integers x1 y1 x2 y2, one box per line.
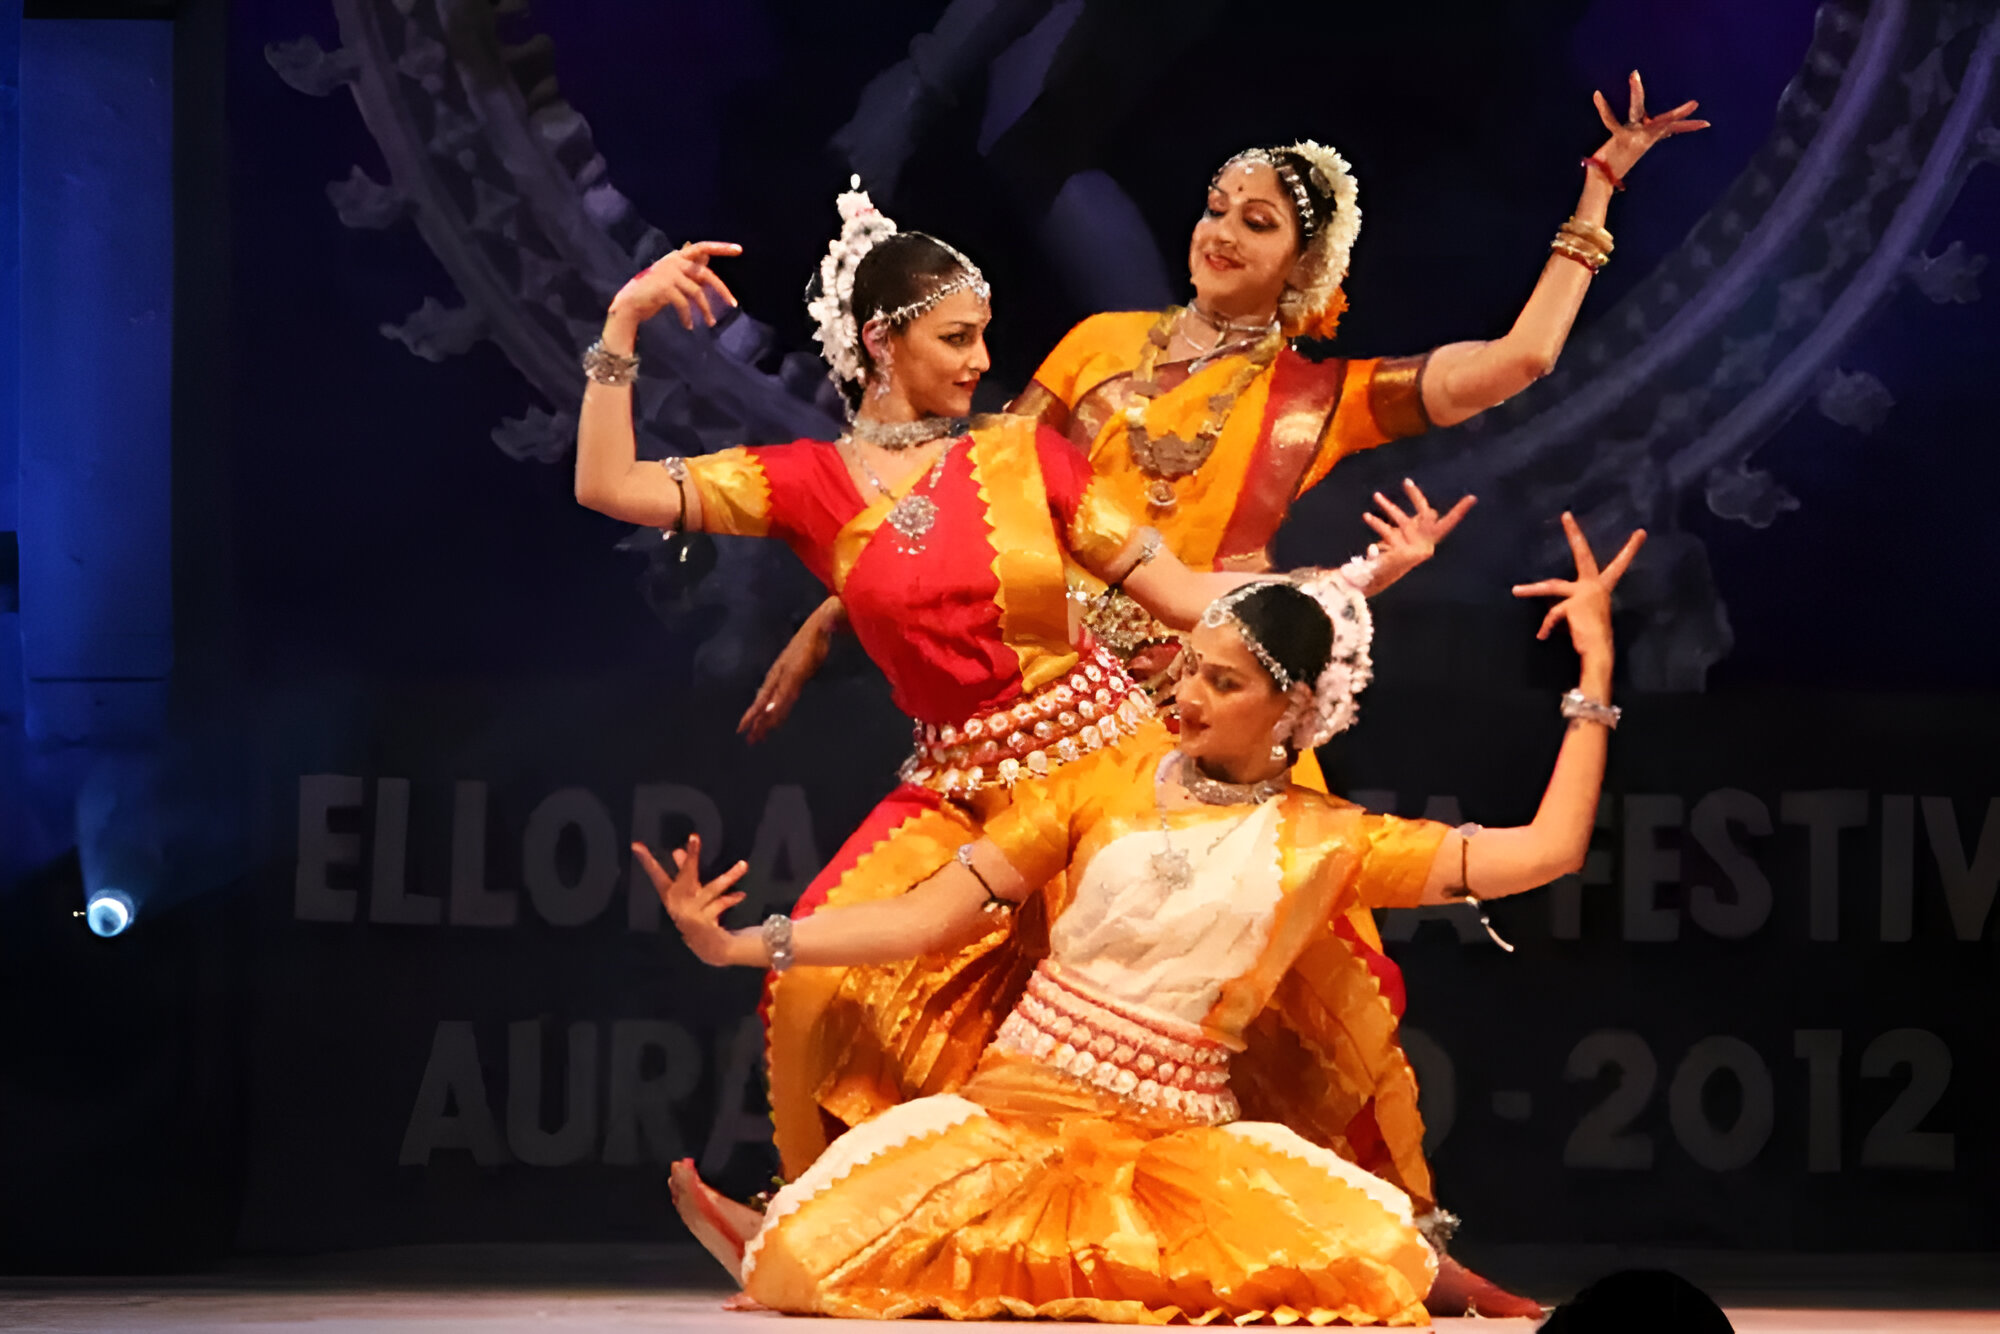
1216 149 1318 242
1198 582 1294 691
869 269 991 329
868 236 992 329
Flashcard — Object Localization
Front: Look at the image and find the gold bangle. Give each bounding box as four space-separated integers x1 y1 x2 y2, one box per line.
1549 240 1607 273
1561 217 1614 252
1552 228 1610 262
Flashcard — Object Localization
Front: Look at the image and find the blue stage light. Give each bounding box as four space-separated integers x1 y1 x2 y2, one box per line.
85 889 134 937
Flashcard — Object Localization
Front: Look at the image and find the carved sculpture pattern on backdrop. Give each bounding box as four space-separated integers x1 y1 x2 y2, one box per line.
269 0 2000 688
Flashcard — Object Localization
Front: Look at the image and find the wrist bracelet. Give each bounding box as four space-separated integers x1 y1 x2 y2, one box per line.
1448 822 1515 953
1415 1207 1462 1255
1106 527 1164 594
1560 216 1615 252
1549 234 1609 273
1549 244 1604 274
583 339 641 386
761 913 795 972
1560 688 1621 729
1581 154 1626 192
957 843 1015 916
660 455 691 534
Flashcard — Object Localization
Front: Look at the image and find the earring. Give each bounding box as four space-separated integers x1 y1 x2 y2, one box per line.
1270 719 1291 764
1271 742 1289 763
870 352 894 401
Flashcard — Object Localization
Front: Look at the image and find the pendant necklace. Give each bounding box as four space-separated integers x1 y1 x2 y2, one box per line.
849 436 957 555
1148 751 1284 893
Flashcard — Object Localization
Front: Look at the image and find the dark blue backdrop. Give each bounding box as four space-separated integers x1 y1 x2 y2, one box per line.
2 0 1996 1275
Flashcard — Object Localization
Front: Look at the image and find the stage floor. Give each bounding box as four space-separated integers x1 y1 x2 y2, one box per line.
3 1288 1998 1332
3 1245 1996 1332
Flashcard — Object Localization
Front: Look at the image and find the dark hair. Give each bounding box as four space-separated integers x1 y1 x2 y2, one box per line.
1229 583 1332 690
1539 1270 1732 1334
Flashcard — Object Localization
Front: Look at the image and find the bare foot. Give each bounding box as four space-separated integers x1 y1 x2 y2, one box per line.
721 1292 769 1312
1427 1254 1546 1319
668 1158 762 1284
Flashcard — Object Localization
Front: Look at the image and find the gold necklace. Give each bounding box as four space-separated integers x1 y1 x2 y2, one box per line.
1123 307 1283 513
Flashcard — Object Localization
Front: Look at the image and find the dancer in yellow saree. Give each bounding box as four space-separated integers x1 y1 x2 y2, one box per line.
646 516 1644 1322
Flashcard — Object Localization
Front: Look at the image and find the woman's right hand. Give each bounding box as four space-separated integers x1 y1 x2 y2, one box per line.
608 241 743 331
1510 512 1645 660
1591 70 1709 178
632 835 753 967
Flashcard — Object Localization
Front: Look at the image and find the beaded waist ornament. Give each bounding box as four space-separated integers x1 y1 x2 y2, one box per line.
994 961 1239 1125
898 641 1154 796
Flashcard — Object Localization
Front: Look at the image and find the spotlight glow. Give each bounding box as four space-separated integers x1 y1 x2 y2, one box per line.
85 889 134 938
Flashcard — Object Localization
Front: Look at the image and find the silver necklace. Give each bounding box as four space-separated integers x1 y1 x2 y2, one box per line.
1174 305 1278 374
1148 753 1280 893
1187 301 1278 340
849 438 956 553
850 414 969 451
1173 750 1289 806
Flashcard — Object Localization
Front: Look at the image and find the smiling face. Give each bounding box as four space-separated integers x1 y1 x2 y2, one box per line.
875 286 992 419
1172 621 1299 781
1188 159 1304 321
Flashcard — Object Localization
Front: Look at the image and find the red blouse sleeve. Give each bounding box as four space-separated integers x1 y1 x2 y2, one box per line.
684 440 859 588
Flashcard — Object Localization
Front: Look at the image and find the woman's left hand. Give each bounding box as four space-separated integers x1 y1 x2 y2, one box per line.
1510 512 1646 659
1360 478 1476 591
1593 70 1710 176
632 835 752 967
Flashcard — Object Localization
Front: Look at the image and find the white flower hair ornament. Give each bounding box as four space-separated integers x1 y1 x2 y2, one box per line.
804 175 992 397
1198 560 1376 751
805 176 899 390
1288 564 1375 750
1217 141 1360 340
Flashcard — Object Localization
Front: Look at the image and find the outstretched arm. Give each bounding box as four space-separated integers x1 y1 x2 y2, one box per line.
1105 479 1473 625
575 241 743 525
1100 540 1249 632
1421 73 1707 428
1416 514 1646 903
636 837 1029 969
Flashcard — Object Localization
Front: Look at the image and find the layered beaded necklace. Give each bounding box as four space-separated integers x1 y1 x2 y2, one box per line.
851 413 969 451
1123 307 1283 514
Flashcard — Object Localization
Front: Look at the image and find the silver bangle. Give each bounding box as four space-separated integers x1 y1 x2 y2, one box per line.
583 339 640 386
1415 1207 1461 1256
1560 688 1621 730
1133 526 1164 566
760 913 795 973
